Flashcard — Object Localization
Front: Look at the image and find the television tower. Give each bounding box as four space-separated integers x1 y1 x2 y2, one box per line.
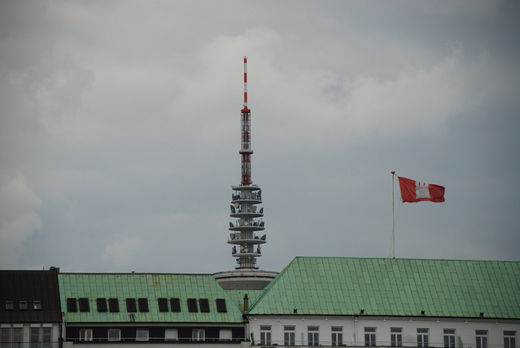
228 56 266 269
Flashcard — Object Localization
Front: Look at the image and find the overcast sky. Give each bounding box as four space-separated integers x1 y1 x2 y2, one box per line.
1 1 519 273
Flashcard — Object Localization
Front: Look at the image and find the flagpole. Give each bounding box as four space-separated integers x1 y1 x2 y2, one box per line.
391 170 396 259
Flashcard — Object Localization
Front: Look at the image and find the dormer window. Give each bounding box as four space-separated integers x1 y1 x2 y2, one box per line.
33 300 42 310
5 300 14 310
19 301 28 310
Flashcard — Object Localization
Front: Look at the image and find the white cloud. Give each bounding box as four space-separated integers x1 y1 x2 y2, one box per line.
0 171 42 267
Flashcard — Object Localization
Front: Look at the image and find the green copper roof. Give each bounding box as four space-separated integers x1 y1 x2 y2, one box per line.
58 273 244 323
248 257 520 319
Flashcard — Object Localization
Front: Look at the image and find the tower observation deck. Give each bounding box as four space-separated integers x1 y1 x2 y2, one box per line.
214 57 277 289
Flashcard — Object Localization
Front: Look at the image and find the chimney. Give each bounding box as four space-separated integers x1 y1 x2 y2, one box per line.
243 294 249 312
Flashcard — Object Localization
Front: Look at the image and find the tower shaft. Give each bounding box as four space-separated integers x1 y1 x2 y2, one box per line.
228 57 266 270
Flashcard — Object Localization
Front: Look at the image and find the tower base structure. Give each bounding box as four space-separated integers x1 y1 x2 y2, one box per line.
213 269 278 290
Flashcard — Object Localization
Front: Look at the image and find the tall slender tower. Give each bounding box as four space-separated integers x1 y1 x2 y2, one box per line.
228 56 265 269
214 57 277 289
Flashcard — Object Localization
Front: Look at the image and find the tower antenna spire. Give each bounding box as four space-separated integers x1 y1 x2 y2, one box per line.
243 56 248 108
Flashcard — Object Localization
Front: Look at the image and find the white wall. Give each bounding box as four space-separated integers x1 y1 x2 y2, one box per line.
0 323 60 348
248 316 519 347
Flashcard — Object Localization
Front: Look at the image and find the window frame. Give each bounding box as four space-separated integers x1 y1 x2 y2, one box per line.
170 298 181 312
158 298 168 312
365 327 376 347
108 329 121 342
332 326 343 347
417 328 429 348
126 298 137 313
66 298 77 312
187 298 198 313
284 325 296 346
165 329 178 341
192 329 205 342
260 325 272 346
32 300 42 311
138 298 149 312
444 329 456 348
199 298 210 313
391 327 403 347
19 301 28 311
79 329 93 342
135 329 149 342
108 298 119 312
504 331 516 348
5 300 14 311
216 298 227 313
96 298 107 312
308 326 319 346
476 330 488 348
78 298 90 312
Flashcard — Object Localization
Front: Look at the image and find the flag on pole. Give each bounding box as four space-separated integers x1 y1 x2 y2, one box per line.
397 176 445 203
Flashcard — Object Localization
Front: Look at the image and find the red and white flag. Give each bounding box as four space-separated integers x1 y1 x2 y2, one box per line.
398 176 445 203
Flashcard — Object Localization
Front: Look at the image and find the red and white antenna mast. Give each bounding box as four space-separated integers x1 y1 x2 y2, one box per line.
240 56 252 185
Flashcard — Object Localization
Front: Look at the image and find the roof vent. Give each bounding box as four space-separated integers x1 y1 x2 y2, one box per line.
421 310 425 315
293 308 297 314
480 312 484 318
360 309 365 315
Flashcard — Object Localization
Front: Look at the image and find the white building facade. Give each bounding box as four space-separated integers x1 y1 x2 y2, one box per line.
249 316 518 347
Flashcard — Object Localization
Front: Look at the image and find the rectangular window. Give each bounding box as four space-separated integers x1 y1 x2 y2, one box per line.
79 329 93 342
126 298 137 312
260 326 272 346
170 298 181 312
78 298 90 312
418 328 429 347
136 329 148 342
308 326 319 346
32 300 42 311
42 327 51 348
19 301 28 310
158 298 168 312
219 329 232 341
108 298 119 312
504 331 516 348
391 328 402 347
1 328 11 347
67 298 77 312
216 298 227 313
11 327 23 348
444 329 456 348
477 330 488 348
165 329 178 341
192 329 205 341
5 300 14 310
108 329 120 342
96 298 107 312
332 327 343 347
199 299 210 313
107 329 120 342
31 327 40 348
187 298 198 313
284 326 295 346
138 298 149 312
365 327 376 347
30 327 52 348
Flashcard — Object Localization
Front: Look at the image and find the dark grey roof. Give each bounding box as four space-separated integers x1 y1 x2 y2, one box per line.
0 270 61 323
